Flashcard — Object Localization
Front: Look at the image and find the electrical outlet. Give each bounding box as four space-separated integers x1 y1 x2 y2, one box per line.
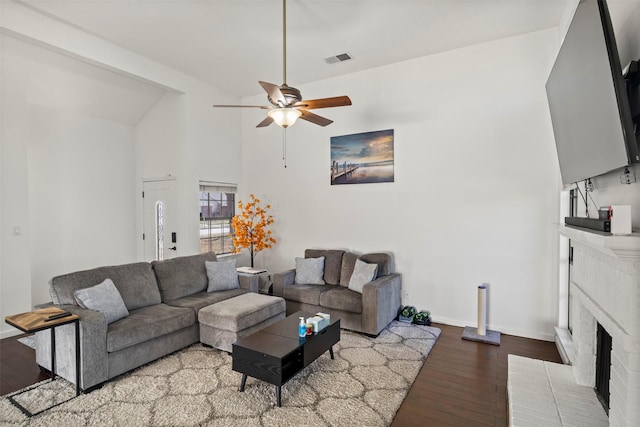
620 168 636 184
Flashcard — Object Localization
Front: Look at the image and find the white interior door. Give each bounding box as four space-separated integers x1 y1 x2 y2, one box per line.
143 179 178 261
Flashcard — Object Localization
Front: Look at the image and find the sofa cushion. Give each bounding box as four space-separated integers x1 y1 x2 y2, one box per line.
319 287 363 314
152 252 217 301
295 256 325 285
106 304 195 353
305 249 345 285
339 252 359 287
49 262 161 311
348 259 378 294
165 289 249 313
205 259 239 292
74 278 129 324
284 284 339 306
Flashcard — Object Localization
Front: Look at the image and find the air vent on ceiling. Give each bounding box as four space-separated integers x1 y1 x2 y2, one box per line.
325 52 353 64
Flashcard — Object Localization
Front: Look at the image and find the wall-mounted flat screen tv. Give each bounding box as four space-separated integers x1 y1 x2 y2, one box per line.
546 0 639 185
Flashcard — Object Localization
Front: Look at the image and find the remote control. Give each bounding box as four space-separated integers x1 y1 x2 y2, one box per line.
45 312 73 321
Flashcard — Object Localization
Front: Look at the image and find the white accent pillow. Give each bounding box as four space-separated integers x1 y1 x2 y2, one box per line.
295 256 325 285
74 278 129 324
348 259 379 294
206 259 240 292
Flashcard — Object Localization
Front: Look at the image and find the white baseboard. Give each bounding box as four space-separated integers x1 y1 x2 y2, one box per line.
431 316 555 342
1 326 22 340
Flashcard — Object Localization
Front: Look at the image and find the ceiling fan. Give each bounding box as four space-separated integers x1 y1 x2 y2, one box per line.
213 0 352 128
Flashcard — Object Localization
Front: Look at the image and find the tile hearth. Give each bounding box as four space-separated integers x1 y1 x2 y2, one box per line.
508 355 607 427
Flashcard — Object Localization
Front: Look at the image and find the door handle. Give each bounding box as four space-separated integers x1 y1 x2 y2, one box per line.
168 246 177 251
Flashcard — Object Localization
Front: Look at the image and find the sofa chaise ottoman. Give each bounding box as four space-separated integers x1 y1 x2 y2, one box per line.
199 293 286 352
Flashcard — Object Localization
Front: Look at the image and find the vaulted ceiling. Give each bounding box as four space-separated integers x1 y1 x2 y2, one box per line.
19 0 638 101
18 0 579 98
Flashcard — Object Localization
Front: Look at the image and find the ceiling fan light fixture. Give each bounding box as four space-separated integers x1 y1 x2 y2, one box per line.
212 0 350 129
268 108 302 128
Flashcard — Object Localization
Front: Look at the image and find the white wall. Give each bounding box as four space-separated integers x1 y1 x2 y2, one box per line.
180 88 243 255
0 34 163 336
134 81 243 259
135 92 187 261
26 109 138 304
1 41 33 332
240 29 562 340
0 3 242 338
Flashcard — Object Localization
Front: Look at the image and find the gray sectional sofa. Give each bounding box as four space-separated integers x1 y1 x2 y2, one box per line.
35 253 259 391
273 249 402 336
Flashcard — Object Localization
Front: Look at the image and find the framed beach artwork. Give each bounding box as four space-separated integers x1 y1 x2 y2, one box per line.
330 129 394 185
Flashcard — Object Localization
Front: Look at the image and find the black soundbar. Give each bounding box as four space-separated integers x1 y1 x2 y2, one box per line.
565 217 611 232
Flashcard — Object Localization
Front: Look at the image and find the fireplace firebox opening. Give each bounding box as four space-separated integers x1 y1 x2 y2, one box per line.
595 322 612 415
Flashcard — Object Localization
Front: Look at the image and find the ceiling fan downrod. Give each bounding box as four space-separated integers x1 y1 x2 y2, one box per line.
282 0 287 86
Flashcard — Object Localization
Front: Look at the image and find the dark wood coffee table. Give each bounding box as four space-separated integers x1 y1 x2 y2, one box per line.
232 311 340 407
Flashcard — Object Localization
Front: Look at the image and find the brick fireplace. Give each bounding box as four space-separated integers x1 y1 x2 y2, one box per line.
557 225 640 427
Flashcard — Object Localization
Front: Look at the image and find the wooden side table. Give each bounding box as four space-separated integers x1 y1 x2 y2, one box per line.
5 307 81 416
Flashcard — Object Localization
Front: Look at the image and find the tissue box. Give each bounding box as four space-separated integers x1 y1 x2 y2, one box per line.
309 313 330 332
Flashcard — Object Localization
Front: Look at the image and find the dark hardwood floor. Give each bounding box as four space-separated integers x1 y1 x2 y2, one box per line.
0 324 561 426
0 333 50 396
392 323 562 427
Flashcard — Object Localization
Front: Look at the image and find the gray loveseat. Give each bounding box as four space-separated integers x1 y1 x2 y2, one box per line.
35 253 259 391
272 249 401 336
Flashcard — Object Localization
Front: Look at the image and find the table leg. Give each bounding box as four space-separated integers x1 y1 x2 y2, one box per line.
239 374 247 392
51 327 56 381
75 320 80 396
276 385 282 407
329 346 334 360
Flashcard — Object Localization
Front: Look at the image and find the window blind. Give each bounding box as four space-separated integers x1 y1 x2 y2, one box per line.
199 182 237 194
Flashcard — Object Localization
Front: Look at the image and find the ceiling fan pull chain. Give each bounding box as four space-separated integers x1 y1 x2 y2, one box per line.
282 129 287 168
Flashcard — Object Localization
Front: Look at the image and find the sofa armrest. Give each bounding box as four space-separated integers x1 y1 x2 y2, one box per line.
35 304 109 390
238 273 259 293
362 273 402 336
272 269 295 296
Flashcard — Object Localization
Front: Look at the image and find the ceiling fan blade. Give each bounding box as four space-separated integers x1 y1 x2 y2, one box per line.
212 105 270 109
299 110 333 127
259 81 286 106
294 96 352 110
256 116 274 128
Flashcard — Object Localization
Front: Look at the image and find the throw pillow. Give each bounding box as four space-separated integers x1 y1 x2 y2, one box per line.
348 259 378 294
74 278 129 324
205 259 240 292
294 256 325 285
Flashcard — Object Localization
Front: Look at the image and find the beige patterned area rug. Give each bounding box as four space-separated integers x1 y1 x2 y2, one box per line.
1 321 440 427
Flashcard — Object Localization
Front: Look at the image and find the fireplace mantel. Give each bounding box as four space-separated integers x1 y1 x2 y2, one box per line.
557 224 640 260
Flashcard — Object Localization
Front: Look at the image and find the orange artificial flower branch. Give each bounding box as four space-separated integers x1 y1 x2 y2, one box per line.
230 194 276 267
